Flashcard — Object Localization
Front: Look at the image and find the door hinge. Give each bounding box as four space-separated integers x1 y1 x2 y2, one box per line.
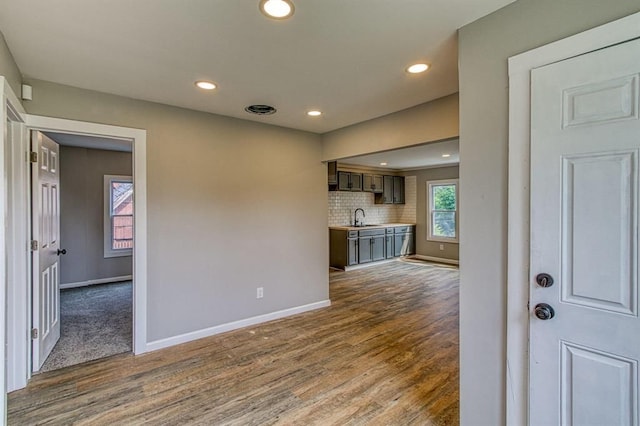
29 151 38 163
31 328 38 339
30 240 38 251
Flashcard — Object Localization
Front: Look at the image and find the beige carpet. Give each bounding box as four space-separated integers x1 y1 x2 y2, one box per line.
39 281 132 372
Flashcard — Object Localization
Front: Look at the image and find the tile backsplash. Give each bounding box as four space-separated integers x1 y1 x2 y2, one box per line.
328 176 417 226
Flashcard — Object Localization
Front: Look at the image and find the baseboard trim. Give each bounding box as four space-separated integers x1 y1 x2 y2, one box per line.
60 275 133 289
411 255 459 266
146 299 332 352
343 258 396 271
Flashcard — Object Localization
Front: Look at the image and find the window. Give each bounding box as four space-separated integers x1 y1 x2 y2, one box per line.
427 179 459 243
104 175 133 258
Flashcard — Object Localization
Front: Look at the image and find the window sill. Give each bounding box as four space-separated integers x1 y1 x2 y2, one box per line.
427 237 459 244
104 249 133 259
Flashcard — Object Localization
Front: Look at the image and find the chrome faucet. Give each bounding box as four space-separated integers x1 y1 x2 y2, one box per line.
354 208 365 227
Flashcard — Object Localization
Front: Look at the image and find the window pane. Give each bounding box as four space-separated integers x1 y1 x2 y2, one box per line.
111 180 133 250
112 215 133 250
433 211 456 238
433 185 456 211
111 181 133 216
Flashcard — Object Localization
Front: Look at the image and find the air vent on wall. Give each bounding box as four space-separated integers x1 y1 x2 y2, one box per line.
245 104 277 115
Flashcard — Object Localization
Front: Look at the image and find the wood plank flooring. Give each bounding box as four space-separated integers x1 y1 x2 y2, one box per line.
8 260 459 425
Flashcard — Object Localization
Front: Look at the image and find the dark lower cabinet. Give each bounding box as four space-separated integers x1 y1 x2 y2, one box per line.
394 226 415 256
330 225 414 269
348 237 358 266
358 237 372 263
330 229 359 269
372 235 385 261
385 234 394 259
358 228 385 263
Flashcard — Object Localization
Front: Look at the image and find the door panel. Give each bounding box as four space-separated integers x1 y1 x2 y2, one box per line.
561 341 637 426
530 38 640 425
561 152 637 315
31 131 61 371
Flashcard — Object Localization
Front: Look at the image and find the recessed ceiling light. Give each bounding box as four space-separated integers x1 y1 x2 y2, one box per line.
307 110 322 117
407 63 430 74
195 81 216 90
259 0 295 19
442 154 451 158
380 162 388 166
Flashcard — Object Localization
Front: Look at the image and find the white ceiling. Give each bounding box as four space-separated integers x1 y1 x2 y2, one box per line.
0 0 514 134
44 132 132 152
341 139 459 170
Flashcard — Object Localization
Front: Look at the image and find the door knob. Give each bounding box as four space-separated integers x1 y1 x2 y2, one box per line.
56 248 67 256
536 273 554 287
534 303 555 320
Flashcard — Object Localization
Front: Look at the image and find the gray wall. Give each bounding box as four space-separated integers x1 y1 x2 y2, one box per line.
59 146 133 285
24 79 328 343
458 2 640 425
0 31 21 96
403 166 459 261
322 94 459 161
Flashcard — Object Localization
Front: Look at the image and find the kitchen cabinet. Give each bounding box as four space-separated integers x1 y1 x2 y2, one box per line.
394 226 415 257
363 174 383 193
385 228 394 259
329 225 414 269
330 229 359 269
358 228 385 263
375 175 404 204
338 171 362 191
393 176 405 204
328 161 338 186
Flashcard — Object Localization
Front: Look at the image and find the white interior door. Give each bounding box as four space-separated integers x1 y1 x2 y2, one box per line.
31 131 61 371
530 38 640 425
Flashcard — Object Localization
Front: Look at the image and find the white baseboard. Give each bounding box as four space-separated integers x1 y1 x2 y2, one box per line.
60 275 133 289
411 255 459 266
145 299 332 353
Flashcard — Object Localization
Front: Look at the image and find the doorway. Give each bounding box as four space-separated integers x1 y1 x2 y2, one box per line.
35 132 134 372
506 11 640 425
5 114 148 392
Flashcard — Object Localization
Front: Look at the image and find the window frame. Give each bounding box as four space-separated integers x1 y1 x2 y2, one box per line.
104 174 133 258
427 178 459 243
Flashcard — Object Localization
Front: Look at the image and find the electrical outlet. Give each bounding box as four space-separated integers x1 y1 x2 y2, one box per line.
439 244 444 251
257 287 264 299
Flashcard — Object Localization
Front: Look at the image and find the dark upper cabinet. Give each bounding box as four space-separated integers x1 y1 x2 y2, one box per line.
328 161 338 186
363 174 383 193
338 171 362 191
375 175 404 204
393 176 405 204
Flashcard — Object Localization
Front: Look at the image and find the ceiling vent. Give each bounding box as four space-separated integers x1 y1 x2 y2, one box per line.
245 104 277 115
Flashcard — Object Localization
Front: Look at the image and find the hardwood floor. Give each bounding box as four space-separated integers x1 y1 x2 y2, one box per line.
8 260 459 425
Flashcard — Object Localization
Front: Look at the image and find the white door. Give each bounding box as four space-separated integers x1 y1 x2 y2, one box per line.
530 38 640 425
31 131 61 371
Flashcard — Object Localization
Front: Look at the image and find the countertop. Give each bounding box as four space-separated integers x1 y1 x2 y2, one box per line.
329 223 416 231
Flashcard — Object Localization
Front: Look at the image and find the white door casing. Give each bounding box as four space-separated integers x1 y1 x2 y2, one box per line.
31 131 61 371
530 38 640 425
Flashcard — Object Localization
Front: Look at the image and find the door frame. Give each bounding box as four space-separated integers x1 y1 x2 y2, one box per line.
506 11 640 425
0 76 26 425
6 114 148 393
